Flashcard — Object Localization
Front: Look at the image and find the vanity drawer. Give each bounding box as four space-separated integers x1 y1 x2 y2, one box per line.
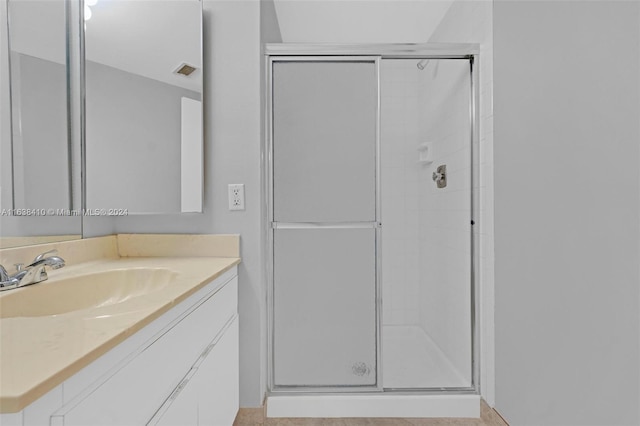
148 316 239 426
54 276 238 426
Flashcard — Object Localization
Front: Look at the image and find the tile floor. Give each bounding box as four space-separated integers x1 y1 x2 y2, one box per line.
233 400 508 426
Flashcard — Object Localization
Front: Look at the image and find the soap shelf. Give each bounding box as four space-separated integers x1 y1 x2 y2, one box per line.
417 142 433 165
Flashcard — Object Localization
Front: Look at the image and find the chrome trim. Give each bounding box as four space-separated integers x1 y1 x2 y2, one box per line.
269 387 478 396
262 46 272 400
5 0 15 209
264 43 479 57
68 0 84 214
0 250 65 291
266 54 275 393
196 0 204 213
268 55 380 63
374 55 383 392
271 385 382 392
65 0 73 210
272 222 381 230
78 0 85 216
381 387 477 394
470 54 481 394
468 56 476 391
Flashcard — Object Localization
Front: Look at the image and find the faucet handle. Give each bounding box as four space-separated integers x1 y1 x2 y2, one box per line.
33 249 58 263
0 265 9 281
14 263 24 272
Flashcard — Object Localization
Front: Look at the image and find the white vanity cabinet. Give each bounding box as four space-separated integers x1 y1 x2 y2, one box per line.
2 266 239 426
151 318 239 426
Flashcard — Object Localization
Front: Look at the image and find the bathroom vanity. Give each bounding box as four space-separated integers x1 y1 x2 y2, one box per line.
0 235 240 426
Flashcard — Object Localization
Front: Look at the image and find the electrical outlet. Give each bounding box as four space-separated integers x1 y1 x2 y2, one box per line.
228 184 245 211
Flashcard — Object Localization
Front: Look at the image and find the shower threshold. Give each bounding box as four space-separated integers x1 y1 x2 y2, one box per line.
265 394 480 418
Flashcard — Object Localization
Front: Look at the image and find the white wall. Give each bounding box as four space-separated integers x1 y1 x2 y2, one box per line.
274 0 453 43
494 1 640 424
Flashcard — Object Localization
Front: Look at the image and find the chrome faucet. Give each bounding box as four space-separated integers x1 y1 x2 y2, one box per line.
0 249 65 291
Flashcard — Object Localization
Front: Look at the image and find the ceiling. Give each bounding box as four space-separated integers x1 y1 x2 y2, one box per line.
8 0 201 92
273 0 454 43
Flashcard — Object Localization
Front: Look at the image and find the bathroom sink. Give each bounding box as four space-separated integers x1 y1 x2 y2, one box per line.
0 268 177 318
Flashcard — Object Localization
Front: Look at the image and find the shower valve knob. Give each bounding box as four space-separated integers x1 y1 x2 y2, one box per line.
432 164 447 188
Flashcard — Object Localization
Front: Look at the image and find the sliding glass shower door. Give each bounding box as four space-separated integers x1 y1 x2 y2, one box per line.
268 52 477 393
270 59 379 388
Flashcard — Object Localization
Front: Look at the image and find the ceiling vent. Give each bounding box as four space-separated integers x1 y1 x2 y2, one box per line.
174 63 197 77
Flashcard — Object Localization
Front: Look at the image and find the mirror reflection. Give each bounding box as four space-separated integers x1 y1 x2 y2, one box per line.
84 0 203 214
0 0 81 248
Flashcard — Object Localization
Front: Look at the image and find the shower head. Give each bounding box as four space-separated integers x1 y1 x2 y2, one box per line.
416 59 430 70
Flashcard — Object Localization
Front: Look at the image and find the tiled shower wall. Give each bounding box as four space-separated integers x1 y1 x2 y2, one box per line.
416 59 472 382
381 60 422 327
381 58 473 384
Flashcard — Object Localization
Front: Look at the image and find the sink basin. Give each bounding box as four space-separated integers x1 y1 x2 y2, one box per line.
0 268 177 318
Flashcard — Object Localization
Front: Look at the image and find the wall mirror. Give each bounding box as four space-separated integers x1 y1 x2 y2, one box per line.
0 0 82 248
84 0 203 214
0 0 203 248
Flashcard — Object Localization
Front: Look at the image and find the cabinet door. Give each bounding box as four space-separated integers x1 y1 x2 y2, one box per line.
196 317 239 426
148 317 239 426
151 369 199 426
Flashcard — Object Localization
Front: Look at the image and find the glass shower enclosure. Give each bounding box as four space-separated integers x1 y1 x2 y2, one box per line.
266 45 478 393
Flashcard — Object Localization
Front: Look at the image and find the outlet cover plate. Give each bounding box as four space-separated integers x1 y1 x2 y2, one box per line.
228 184 245 211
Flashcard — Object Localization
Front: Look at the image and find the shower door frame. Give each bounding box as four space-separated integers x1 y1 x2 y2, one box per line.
264 43 481 396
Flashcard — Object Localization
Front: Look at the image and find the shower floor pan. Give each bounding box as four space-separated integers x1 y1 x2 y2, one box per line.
382 325 470 389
